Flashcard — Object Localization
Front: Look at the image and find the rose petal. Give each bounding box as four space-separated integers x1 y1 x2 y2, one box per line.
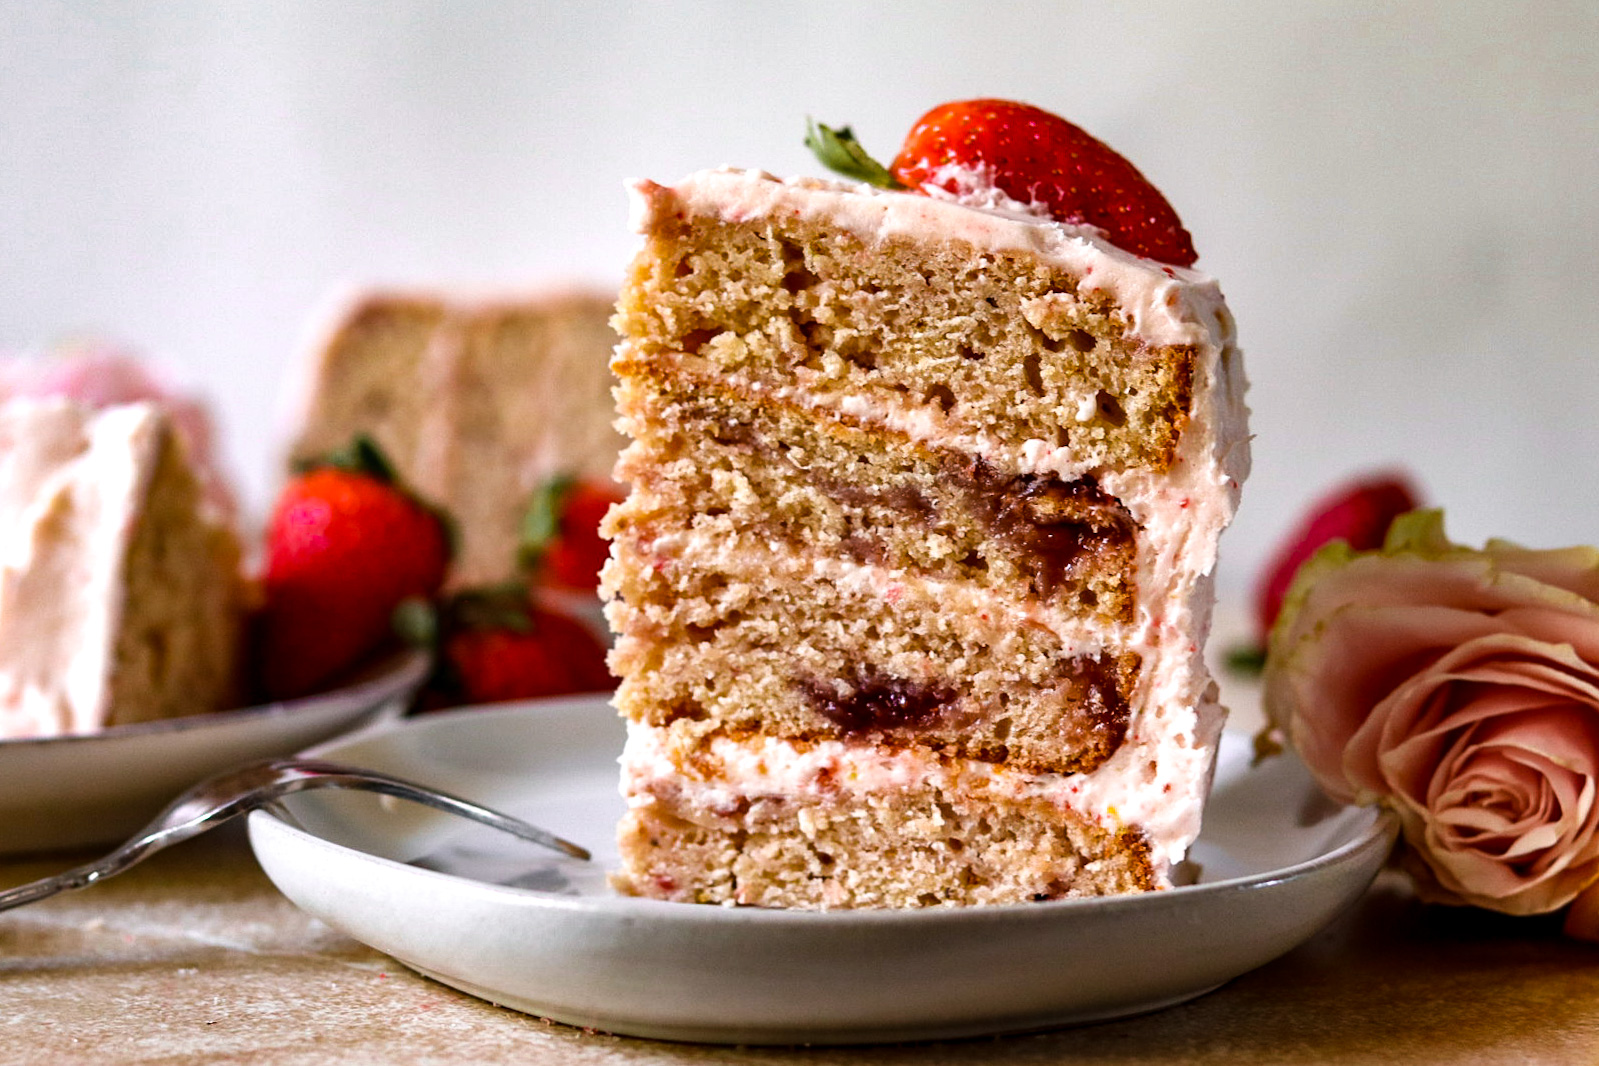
1388 712 1599 903
1487 543 1599 606
1418 746 1597 902
1299 625 1596 801
1273 604 1501 801
1437 768 1559 851
1505 826 1564 859
1368 672 1549 801
1431 726 1590 855
1468 707 1599 777
1497 606 1599 663
1363 637 1599 800
1433 751 1545 834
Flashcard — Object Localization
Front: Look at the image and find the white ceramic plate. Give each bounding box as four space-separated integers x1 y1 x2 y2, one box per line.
249 696 1397 1045
0 650 430 855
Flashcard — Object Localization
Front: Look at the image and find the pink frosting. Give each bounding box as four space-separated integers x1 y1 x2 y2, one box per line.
0 344 235 518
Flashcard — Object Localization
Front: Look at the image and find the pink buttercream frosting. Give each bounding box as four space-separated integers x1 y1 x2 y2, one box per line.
0 344 236 520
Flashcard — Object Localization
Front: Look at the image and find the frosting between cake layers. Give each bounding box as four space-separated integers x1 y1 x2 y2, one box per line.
620 707 1215 874
631 522 1122 657
0 399 157 738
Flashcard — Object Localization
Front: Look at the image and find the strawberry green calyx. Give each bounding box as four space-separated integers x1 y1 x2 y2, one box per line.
1224 644 1267 674
518 473 577 572
298 433 397 482
518 475 620 590
805 118 905 190
447 581 538 634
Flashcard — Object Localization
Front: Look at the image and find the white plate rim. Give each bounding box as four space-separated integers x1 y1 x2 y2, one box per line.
0 648 431 749
280 696 1394 923
0 649 433 854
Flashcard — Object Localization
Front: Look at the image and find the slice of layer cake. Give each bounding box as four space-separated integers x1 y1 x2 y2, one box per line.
0 398 245 738
605 102 1249 907
286 289 624 587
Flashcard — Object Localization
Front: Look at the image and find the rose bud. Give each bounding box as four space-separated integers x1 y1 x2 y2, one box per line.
1254 471 1421 646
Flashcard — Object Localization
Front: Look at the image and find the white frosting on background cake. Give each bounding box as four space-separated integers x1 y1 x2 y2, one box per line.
0 398 242 739
0 400 160 737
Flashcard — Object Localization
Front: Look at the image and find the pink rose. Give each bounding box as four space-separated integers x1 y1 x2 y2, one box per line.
1264 509 1599 938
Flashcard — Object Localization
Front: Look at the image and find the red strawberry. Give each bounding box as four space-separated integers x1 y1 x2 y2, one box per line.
806 99 1197 266
439 587 612 704
519 475 623 590
256 437 451 700
1254 472 1422 644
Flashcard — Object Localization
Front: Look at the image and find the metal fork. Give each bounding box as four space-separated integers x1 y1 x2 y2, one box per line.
0 757 589 913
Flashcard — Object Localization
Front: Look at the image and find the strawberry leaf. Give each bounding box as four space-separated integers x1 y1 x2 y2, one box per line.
298 433 398 482
1224 643 1266 675
518 473 577 572
291 434 458 564
447 581 535 634
805 119 905 190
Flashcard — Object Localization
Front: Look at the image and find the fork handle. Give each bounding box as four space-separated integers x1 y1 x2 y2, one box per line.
0 858 120 912
0 757 589 915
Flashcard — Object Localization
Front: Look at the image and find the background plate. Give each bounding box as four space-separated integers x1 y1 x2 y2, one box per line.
0 650 429 854
249 696 1396 1045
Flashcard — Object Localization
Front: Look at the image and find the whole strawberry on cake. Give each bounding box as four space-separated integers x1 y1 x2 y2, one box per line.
604 99 1250 907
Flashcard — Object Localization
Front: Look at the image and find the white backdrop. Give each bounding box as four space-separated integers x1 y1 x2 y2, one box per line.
3 1 1596 599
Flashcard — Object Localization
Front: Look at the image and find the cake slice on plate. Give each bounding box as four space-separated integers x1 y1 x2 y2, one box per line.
0 398 245 738
604 100 1249 907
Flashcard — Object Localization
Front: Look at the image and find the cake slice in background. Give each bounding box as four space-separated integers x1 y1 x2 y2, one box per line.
0 398 245 738
0 342 238 521
285 289 624 588
604 101 1249 907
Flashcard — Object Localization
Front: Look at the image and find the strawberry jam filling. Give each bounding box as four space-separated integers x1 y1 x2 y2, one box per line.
801 669 955 735
799 655 1131 772
949 460 1137 601
679 394 1139 614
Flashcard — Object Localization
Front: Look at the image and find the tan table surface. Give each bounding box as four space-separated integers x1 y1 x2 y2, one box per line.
2 819 1597 1066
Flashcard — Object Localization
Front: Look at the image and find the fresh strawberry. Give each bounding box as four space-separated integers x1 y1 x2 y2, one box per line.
1254 472 1422 645
255 437 451 700
519 475 623 590
806 99 1197 266
435 585 612 704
